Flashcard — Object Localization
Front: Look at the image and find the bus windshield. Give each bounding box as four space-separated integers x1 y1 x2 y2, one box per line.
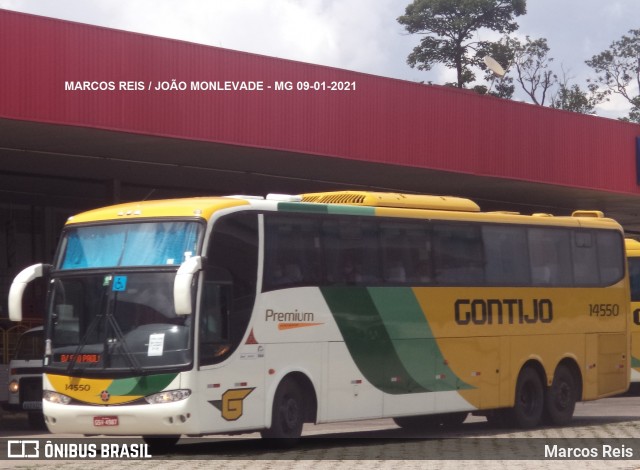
48 271 193 375
15 329 44 361
57 221 201 269
47 220 203 375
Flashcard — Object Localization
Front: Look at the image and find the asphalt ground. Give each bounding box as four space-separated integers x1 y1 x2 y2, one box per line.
1 396 640 469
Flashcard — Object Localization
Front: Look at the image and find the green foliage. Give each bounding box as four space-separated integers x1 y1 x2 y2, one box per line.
550 84 598 115
397 0 526 88
586 29 640 123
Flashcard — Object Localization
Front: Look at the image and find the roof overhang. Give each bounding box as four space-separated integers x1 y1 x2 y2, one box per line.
4 117 640 232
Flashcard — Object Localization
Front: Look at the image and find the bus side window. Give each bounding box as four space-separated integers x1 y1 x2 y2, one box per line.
572 231 599 285
629 258 640 300
432 224 485 284
596 231 624 285
323 218 380 285
199 277 231 367
379 222 431 285
263 215 321 291
482 225 529 285
528 228 572 286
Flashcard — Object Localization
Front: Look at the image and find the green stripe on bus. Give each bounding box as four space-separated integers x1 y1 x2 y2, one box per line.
278 202 376 216
632 356 640 368
368 287 472 392
321 286 429 394
107 373 178 396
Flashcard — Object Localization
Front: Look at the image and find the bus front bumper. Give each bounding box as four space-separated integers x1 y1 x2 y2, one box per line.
43 399 199 435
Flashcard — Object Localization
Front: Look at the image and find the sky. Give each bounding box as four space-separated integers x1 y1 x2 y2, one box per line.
1 0 638 119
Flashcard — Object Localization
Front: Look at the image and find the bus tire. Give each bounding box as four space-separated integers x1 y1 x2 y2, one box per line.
261 378 304 443
511 366 544 428
544 364 577 426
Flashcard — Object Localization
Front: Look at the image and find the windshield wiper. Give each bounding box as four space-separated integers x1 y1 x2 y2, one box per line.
65 278 142 376
65 307 104 375
104 304 143 375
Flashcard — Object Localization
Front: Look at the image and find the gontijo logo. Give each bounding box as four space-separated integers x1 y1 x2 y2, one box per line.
265 308 323 330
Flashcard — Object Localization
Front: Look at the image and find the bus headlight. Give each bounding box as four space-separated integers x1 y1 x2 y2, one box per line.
8 380 18 394
144 389 191 404
43 390 72 405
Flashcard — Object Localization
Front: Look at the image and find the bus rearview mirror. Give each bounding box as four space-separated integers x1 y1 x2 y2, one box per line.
174 256 202 315
9 263 49 322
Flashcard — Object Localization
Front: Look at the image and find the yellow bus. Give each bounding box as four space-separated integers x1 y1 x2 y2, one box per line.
625 238 640 384
9 191 629 446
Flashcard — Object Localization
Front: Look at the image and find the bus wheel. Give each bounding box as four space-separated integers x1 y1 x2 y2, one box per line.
511 366 544 428
142 435 180 455
261 379 304 442
544 364 577 426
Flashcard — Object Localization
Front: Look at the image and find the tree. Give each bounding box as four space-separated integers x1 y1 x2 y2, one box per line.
551 84 597 114
489 36 603 114
586 29 640 123
508 36 556 106
549 68 604 114
397 0 527 89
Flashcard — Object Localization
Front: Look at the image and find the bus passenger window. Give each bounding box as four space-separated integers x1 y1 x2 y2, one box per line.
629 258 640 301
528 228 572 286
596 231 624 285
572 231 599 285
482 225 529 285
433 224 485 284
323 218 379 285
263 215 321 291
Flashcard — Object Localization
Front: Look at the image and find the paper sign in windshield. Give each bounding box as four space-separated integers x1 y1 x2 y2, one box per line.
148 333 165 356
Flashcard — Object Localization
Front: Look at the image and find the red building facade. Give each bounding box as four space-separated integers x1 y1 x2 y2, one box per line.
1 8 639 197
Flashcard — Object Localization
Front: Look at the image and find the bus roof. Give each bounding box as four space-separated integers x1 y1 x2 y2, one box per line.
300 191 481 212
66 197 250 224
65 191 622 231
626 238 640 256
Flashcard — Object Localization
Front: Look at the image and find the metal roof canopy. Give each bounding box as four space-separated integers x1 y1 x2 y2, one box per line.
2 118 640 232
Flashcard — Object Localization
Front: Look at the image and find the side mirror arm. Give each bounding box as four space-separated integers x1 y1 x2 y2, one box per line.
9 263 50 322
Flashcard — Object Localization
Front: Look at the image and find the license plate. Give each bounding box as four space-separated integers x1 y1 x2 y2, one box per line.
93 416 118 427
23 401 42 411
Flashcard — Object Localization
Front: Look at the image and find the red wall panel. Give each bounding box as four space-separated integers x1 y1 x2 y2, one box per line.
1 9 639 194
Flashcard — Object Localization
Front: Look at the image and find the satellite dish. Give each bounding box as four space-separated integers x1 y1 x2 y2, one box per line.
483 55 506 78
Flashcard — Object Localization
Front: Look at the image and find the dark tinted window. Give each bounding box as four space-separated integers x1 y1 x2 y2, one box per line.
629 258 640 301
263 216 321 291
432 224 484 284
203 212 258 365
261 212 623 290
